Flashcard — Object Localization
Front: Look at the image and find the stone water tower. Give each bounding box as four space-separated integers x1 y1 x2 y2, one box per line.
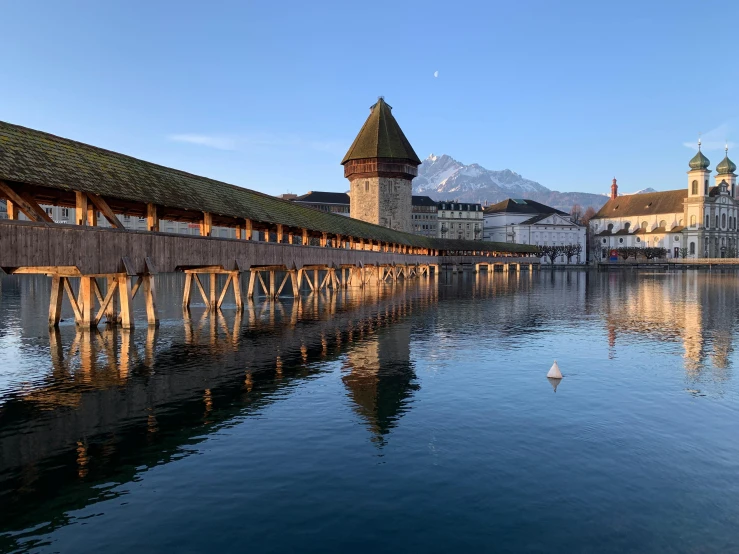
341 98 420 233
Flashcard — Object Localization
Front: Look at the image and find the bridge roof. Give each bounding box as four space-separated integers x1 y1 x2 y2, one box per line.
0 120 533 253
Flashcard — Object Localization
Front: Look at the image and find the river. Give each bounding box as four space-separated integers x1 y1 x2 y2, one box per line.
1 270 738 553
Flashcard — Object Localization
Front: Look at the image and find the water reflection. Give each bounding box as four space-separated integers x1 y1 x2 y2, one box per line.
0 279 434 546
599 271 737 383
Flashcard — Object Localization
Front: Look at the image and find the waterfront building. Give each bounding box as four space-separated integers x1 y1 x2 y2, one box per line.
590 142 739 259
483 198 586 263
342 97 421 233
411 195 438 237
437 201 483 240
292 191 350 216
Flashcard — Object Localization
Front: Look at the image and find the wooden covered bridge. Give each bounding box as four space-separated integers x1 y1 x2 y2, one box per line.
0 120 538 329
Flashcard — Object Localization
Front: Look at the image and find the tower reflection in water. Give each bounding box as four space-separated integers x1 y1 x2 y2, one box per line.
0 277 434 544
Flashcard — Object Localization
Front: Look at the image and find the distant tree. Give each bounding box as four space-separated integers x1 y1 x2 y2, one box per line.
679 247 689 259
617 247 630 260
570 204 583 225
562 243 583 264
537 244 562 265
643 246 668 260
581 206 597 224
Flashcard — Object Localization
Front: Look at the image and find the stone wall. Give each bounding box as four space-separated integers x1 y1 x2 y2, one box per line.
349 176 412 233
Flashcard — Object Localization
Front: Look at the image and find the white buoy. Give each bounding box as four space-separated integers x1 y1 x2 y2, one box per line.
547 360 562 379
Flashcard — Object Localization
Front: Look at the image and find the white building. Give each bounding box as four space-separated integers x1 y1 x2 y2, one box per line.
590 142 738 259
437 201 483 240
483 198 586 264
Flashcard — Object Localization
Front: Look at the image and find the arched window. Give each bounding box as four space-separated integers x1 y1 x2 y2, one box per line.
624 222 631 231
659 220 666 229
706 215 710 228
722 214 727 228
607 223 613 232
705 179 709 195
641 221 648 229
716 215 720 228
692 180 698 195
690 242 695 254
690 215 696 227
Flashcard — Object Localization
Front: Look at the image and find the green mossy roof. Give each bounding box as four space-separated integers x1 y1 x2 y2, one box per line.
341 98 421 165
0 119 533 253
717 154 737 175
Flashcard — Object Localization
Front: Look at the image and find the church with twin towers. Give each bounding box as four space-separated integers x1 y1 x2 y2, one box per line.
591 141 739 259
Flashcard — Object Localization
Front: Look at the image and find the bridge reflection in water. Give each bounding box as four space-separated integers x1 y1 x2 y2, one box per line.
0 275 450 542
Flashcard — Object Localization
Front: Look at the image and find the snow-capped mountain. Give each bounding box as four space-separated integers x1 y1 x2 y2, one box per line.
413 154 609 211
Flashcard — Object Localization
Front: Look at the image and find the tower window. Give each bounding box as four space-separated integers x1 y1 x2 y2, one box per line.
706 215 709 228
692 180 698 195
705 180 709 195
365 181 369 192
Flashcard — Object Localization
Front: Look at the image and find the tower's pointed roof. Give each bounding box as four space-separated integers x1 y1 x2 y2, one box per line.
341 98 421 165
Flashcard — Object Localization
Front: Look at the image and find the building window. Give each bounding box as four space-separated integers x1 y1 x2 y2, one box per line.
716 215 719 228
365 181 369 192
690 215 696 227
692 180 698 195
602 238 607 244
659 220 666 229
706 215 710 228
705 180 709 195
619 238 624 244
722 213 727 228
61 208 69 219
674 235 680 241
641 221 647 230
636 237 641 243
690 242 695 254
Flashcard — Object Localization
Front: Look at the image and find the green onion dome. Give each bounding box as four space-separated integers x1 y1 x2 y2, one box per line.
689 147 710 170
717 147 736 175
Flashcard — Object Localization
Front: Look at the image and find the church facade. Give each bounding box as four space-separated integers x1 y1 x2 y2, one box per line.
591 143 738 259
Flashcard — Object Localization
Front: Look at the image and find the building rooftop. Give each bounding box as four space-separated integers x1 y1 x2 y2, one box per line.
412 195 437 207
483 198 567 216
437 201 482 211
594 189 688 219
341 98 421 165
293 191 350 205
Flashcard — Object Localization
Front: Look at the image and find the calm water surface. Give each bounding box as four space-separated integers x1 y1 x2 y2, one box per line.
0 270 738 553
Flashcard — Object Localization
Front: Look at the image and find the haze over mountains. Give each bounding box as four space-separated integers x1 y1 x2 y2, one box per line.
412 154 653 211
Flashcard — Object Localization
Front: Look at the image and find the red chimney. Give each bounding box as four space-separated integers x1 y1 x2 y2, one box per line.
611 177 618 200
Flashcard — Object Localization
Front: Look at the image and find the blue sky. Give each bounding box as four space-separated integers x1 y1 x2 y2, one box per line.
3 0 738 196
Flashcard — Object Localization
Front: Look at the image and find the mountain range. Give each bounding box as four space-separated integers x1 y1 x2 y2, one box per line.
412 154 653 211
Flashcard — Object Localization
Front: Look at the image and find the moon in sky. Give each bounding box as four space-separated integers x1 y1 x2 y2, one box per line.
434 70 439 78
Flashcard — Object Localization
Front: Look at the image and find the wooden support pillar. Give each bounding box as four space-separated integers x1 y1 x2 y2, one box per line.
245 219 253 240
313 269 319 291
288 232 294 245
277 224 284 243
247 270 257 298
200 211 213 237
232 271 243 309
118 274 134 329
183 272 194 310
87 203 97 226
321 232 328 247
302 229 309 246
143 274 159 327
264 227 271 242
49 275 64 327
269 270 276 298
147 203 159 232
290 270 300 297
75 191 88 226
78 276 94 329
6 200 18 220
209 273 217 309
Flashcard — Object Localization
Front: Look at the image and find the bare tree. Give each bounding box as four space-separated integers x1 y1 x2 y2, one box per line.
562 243 583 264
537 244 562 265
570 204 583 225
679 247 688 259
